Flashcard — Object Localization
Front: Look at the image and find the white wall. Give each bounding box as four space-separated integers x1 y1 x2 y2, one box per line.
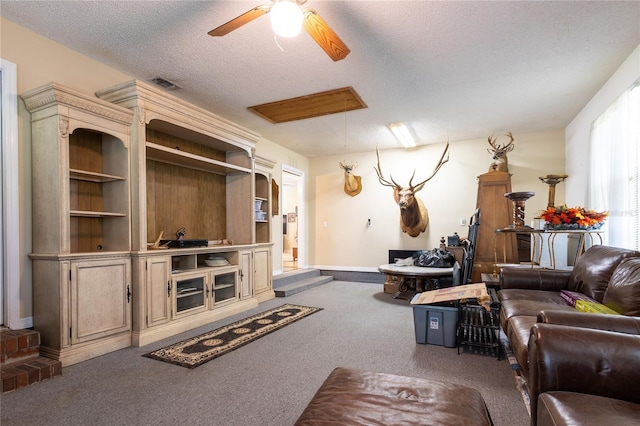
309 130 565 271
565 44 640 206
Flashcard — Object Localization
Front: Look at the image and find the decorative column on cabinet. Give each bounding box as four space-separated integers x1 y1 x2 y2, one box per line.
473 172 518 282
22 83 134 366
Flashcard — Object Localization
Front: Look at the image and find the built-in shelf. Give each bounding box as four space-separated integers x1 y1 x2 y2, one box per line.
176 289 203 298
214 283 234 290
69 169 126 182
146 142 251 175
23 82 134 367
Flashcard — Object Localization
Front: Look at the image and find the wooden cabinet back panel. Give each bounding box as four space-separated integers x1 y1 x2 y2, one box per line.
146 160 226 241
69 130 106 252
145 129 229 242
69 130 103 173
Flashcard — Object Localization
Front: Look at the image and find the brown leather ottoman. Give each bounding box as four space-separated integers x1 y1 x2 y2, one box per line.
295 367 494 425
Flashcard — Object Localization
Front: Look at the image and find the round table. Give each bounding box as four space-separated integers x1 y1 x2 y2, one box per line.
378 264 454 298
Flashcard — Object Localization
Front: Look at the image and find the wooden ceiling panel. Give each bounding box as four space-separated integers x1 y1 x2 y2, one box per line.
248 87 367 124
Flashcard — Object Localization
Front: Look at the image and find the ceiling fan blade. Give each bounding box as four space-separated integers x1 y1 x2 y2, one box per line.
208 5 270 37
302 8 350 62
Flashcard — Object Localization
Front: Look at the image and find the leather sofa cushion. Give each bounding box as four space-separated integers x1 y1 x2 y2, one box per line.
499 268 571 291
498 289 565 303
537 391 640 426
603 258 640 315
567 245 640 302
500 298 572 332
294 367 494 426
505 315 537 377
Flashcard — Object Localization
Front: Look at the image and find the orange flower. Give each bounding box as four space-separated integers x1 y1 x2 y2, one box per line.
539 205 608 230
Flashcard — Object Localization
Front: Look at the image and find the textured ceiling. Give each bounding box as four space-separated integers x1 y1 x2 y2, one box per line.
3 1 639 157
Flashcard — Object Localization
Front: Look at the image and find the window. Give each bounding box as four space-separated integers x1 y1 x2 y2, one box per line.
589 78 640 250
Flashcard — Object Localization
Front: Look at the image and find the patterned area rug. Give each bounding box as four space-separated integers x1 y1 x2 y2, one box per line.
143 304 322 368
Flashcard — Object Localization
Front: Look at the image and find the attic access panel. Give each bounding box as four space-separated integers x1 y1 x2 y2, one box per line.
248 87 367 123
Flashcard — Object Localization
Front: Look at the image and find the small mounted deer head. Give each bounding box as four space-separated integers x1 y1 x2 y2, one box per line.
339 161 362 196
487 132 515 173
374 142 450 237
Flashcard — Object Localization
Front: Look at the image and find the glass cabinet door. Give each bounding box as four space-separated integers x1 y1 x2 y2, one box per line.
213 270 237 304
173 273 207 316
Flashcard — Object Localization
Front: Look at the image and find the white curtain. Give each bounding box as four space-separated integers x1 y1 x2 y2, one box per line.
589 79 640 250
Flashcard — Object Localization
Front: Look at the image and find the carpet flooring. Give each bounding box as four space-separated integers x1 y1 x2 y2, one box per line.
143 304 321 368
1 281 530 426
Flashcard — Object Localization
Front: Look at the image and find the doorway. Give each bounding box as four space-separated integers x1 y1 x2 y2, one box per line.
282 166 304 272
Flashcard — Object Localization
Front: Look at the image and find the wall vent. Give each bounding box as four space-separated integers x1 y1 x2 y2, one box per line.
150 77 181 90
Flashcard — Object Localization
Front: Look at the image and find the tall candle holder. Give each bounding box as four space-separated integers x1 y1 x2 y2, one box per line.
539 174 568 208
504 191 535 229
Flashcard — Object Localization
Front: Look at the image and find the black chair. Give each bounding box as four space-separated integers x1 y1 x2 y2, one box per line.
462 209 480 284
431 260 460 289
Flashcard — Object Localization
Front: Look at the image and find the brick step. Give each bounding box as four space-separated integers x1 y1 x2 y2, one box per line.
1 356 62 393
1 328 41 365
1 328 62 393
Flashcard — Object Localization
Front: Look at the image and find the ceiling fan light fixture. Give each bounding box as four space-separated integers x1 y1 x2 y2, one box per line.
389 123 416 148
270 0 303 38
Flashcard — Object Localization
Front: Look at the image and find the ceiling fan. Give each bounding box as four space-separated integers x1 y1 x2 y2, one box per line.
208 0 350 62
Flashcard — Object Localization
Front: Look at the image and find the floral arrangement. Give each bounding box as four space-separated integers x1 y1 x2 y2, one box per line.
539 205 608 230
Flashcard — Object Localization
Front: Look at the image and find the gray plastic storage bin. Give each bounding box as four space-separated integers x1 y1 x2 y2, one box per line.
412 302 458 348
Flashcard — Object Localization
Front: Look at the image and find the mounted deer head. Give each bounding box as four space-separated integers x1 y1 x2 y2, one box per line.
374 142 450 237
339 161 362 197
487 132 514 173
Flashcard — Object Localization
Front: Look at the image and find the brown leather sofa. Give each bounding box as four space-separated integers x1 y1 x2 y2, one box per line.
528 320 640 426
295 367 494 425
497 245 640 377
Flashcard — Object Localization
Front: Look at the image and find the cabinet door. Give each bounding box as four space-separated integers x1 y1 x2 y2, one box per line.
239 250 253 299
253 247 272 295
172 272 208 318
146 256 171 327
211 269 238 306
70 258 131 344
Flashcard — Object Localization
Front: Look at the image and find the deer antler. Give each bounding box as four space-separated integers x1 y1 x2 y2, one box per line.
503 131 515 152
487 132 514 154
374 145 401 188
409 141 450 191
339 161 357 171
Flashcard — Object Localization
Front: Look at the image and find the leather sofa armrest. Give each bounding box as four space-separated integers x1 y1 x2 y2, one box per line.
500 268 571 291
537 310 640 334
528 323 640 426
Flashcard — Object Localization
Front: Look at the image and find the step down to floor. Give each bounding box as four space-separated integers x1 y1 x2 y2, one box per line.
1 328 62 393
273 269 333 297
